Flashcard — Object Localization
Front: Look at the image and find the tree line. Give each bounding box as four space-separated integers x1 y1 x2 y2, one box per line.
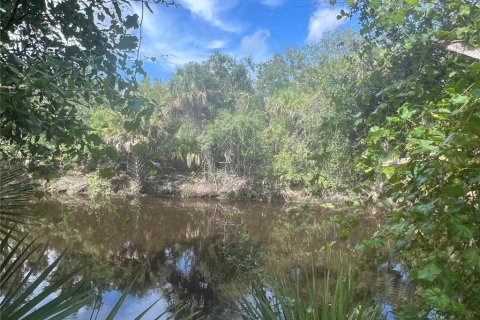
1 0 479 318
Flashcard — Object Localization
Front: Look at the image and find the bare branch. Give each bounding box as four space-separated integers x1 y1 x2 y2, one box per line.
445 41 480 60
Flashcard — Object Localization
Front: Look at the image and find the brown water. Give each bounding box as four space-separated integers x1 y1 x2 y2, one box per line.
30 196 410 319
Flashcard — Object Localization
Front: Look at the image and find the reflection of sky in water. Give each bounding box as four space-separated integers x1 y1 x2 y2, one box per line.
381 302 442 320
375 262 412 320
393 263 409 282
19 250 60 317
10 197 408 319
3 248 174 319
164 245 196 275
75 290 171 319
72 244 196 319
381 303 395 320
176 247 195 275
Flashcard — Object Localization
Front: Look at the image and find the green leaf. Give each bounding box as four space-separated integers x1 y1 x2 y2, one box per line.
442 184 465 196
449 223 474 241
382 166 395 179
450 95 469 105
462 248 480 271
33 77 49 89
411 140 436 155
117 35 138 50
125 14 139 29
98 167 115 179
398 105 413 119
413 202 434 215
417 263 441 282
428 130 445 142
423 288 452 310
431 108 451 120
459 5 470 15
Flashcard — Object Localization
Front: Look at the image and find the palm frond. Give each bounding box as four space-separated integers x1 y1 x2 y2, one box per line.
238 268 381 320
0 166 194 319
0 166 34 233
103 275 199 320
0 224 95 319
0 166 95 319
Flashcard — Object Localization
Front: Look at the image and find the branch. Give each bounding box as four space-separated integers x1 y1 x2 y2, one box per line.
0 85 20 91
445 41 480 60
1 0 23 33
381 158 410 167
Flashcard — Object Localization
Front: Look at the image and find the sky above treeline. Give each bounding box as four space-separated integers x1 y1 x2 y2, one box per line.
134 0 358 80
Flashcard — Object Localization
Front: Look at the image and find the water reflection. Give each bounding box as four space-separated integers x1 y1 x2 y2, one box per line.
29 197 411 319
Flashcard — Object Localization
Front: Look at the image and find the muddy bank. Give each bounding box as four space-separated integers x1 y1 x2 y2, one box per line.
41 172 271 200
41 172 350 203
41 173 91 194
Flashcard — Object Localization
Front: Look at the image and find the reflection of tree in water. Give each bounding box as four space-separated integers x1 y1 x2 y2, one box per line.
25 198 410 318
160 202 263 318
31 235 259 318
163 245 217 317
30 198 263 318
161 232 261 319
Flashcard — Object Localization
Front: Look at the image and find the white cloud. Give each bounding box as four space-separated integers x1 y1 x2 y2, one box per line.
306 8 344 43
238 28 271 62
177 0 242 32
207 40 228 49
133 3 216 70
129 1 278 75
261 0 285 7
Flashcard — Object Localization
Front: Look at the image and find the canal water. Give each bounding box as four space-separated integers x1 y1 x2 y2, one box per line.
29 197 411 319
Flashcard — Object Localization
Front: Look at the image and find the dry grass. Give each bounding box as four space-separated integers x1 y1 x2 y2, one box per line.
179 172 255 199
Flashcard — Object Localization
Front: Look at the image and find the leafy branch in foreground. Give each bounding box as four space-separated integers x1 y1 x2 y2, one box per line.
0 0 171 164
348 0 480 317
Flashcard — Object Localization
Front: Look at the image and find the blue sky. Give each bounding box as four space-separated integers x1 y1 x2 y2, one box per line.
134 0 356 80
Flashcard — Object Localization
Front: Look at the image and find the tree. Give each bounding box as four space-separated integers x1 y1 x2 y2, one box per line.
256 31 367 195
255 53 291 98
0 0 169 163
349 0 480 317
170 52 253 131
200 109 266 175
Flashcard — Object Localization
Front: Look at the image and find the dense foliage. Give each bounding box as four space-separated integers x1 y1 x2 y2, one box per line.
0 0 165 167
349 0 480 318
60 33 367 198
0 2 370 198
1 0 479 318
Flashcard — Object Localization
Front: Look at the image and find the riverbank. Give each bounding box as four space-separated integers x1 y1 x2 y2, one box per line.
40 171 352 203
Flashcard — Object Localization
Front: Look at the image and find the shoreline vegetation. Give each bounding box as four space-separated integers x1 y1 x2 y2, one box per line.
31 32 365 206
40 171 354 203
1 0 479 318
